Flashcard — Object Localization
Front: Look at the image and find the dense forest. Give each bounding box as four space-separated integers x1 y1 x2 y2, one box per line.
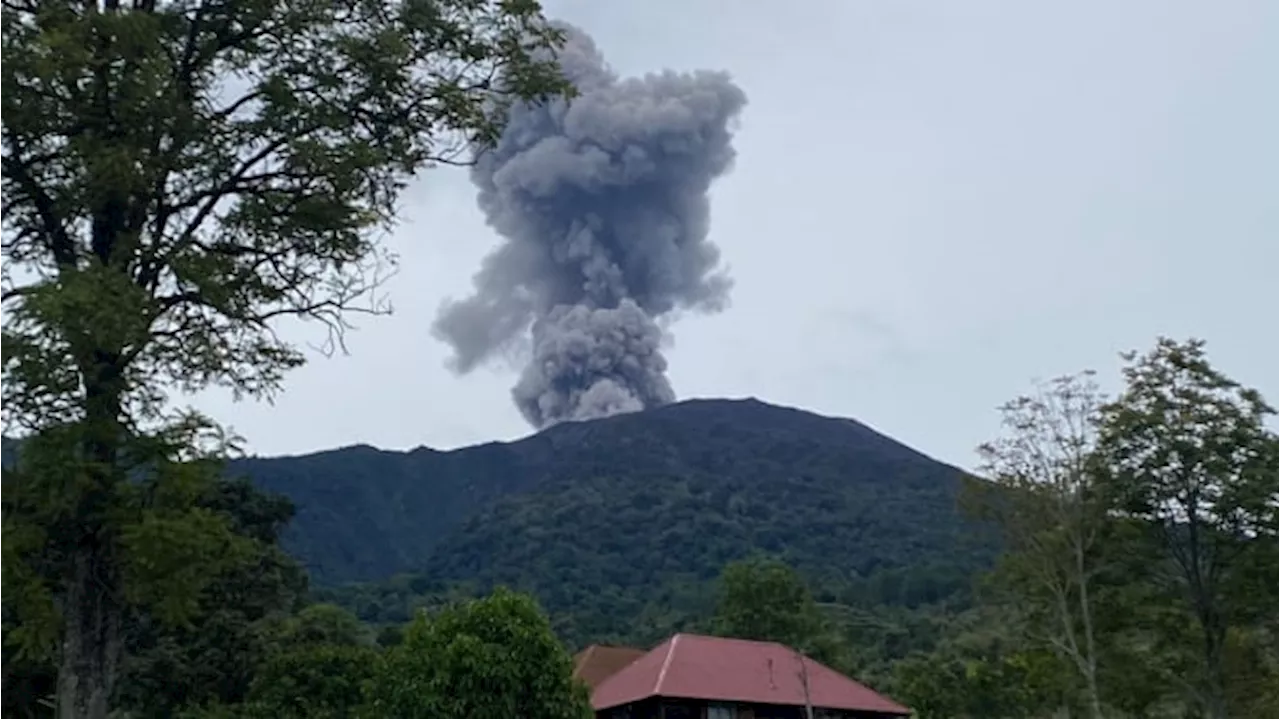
236 397 995 585
242 396 995 599
293 396 996 659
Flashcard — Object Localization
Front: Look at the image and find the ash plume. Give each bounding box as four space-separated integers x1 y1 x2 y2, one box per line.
432 24 747 429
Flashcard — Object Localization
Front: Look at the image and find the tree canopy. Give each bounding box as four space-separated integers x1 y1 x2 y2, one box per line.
362 588 591 719
1 1 573 716
712 556 822 650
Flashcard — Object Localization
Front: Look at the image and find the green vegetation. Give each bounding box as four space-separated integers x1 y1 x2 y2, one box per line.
300 398 993 657
5 331 1275 718
1 0 571 715
363 588 591 719
241 398 993 585
302 341 1275 718
887 339 1278 718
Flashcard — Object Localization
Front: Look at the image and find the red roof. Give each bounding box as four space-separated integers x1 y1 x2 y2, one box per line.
573 645 647 689
591 633 910 715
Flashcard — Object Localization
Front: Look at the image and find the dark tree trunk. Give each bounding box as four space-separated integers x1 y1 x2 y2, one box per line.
1199 608 1229 719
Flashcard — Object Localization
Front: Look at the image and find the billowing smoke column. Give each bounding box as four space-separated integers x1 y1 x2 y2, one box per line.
432 24 747 429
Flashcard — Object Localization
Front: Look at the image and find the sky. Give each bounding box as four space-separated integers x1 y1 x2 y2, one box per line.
196 0 1278 471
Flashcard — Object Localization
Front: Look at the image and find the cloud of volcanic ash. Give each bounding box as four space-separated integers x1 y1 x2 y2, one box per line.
431 24 747 429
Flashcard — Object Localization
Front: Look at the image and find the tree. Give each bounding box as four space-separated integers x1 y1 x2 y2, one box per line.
235 643 383 719
0 2 572 717
361 587 591 719
712 557 823 649
3 477 309 718
273 604 368 651
966 372 1111 718
892 645 1071 719
1093 337 1279 719
2 639 57 719
113 478 308 717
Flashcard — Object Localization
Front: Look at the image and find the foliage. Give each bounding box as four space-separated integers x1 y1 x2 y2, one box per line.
10 330 1277 719
1 642 57 719
361 588 591 719
708 556 958 683
2 422 245 656
712 557 821 647
965 372 1111 717
2 0 572 427
270 399 993 651
1094 338 1278 718
1 0 572 713
242 644 383 719
3 478 308 718
99 343 1280 716
242 399 993 586
273 604 368 650
893 644 1073 719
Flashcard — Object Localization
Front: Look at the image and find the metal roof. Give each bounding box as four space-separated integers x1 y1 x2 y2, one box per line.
590 633 910 716
573 644 648 689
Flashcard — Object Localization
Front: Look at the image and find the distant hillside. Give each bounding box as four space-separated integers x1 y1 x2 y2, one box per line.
230 398 996 592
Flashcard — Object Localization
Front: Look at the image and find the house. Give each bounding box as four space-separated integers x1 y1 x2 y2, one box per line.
575 633 911 719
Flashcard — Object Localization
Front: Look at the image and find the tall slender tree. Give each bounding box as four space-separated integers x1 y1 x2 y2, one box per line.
0 2 572 717
968 372 1111 718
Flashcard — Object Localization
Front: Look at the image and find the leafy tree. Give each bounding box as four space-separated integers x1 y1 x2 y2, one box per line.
374 624 405 648
274 604 368 650
0 1 571 716
1 643 56 719
361 587 591 719
1084 525 1194 717
711 556 822 649
1093 338 1279 719
966 372 1111 718
114 478 308 717
892 646 1071 719
236 644 382 719
3 477 308 718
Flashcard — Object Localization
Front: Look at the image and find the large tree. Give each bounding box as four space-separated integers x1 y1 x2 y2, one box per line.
1093 338 1278 719
3 477 308 718
362 587 590 719
0 2 571 717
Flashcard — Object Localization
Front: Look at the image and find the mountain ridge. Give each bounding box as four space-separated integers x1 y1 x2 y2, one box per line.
227 397 987 587
234 397 951 466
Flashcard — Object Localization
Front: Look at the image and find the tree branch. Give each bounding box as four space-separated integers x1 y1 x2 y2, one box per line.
1 148 78 268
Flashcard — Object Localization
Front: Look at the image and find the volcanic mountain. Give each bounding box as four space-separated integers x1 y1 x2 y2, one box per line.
232 398 993 595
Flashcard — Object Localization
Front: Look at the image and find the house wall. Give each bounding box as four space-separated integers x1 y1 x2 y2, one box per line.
599 697 663 719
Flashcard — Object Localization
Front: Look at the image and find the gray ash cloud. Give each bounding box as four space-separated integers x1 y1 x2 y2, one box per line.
432 24 747 428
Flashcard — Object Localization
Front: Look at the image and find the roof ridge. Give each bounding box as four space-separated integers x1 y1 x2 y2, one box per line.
573 644 597 676
677 632 801 650
652 634 681 695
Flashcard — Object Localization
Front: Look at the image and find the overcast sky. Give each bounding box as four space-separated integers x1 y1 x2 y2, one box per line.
196 0 1278 470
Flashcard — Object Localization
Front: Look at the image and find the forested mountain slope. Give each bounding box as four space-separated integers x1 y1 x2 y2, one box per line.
231 398 997 594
